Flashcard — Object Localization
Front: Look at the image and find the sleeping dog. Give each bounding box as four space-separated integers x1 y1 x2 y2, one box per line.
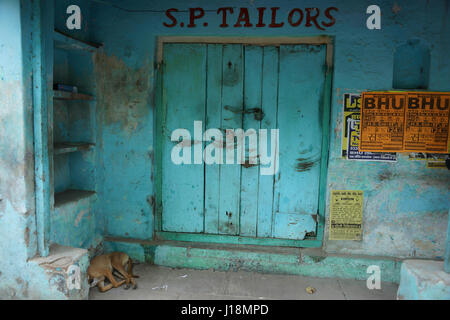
87 252 139 292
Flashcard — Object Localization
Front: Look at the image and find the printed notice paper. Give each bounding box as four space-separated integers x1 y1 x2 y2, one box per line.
329 190 364 241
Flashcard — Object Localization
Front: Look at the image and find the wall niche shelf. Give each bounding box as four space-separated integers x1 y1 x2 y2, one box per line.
54 29 102 52
54 189 96 208
53 90 94 101
50 26 99 250
54 142 94 155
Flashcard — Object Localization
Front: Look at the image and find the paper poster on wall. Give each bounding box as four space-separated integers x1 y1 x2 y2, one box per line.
341 93 361 158
408 152 428 160
329 190 364 241
342 93 396 161
404 92 450 153
426 153 450 169
360 91 450 153
360 92 407 152
409 152 450 169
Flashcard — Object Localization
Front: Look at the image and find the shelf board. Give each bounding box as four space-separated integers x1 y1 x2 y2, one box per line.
54 189 96 208
54 142 94 155
54 29 102 52
53 90 94 101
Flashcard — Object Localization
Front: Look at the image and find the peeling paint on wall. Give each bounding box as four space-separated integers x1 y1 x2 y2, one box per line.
94 53 152 134
93 50 154 240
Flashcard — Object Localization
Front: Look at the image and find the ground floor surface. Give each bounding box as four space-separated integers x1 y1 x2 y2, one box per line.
88 264 399 300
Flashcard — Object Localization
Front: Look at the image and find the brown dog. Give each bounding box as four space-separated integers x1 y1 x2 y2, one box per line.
87 252 138 292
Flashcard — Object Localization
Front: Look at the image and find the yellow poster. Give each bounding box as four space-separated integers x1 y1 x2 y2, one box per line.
360 91 450 153
426 153 449 169
341 93 397 161
329 190 364 241
359 92 407 152
404 92 450 153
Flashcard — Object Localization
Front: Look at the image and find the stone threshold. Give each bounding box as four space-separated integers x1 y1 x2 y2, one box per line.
103 237 403 284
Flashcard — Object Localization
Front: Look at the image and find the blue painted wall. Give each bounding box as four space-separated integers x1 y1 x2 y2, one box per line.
0 0 448 299
76 0 450 259
0 0 39 297
57 0 450 259
74 0 450 259
0 0 86 299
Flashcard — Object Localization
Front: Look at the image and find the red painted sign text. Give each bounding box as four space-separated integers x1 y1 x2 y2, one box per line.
163 7 338 30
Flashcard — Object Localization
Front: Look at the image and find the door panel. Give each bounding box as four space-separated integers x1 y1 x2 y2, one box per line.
273 212 317 240
161 44 206 232
274 45 325 215
160 42 326 242
204 44 223 235
217 44 243 235
256 46 279 238
240 45 263 237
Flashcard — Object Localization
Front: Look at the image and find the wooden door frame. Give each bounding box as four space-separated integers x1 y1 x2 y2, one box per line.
154 36 334 248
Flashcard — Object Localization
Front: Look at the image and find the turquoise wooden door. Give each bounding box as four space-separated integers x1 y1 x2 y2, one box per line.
160 42 327 243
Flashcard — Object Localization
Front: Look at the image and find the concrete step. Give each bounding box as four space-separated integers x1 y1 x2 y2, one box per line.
29 244 89 299
103 237 402 283
397 259 450 299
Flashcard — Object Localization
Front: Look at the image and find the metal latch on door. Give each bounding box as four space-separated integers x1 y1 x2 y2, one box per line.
224 105 265 121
